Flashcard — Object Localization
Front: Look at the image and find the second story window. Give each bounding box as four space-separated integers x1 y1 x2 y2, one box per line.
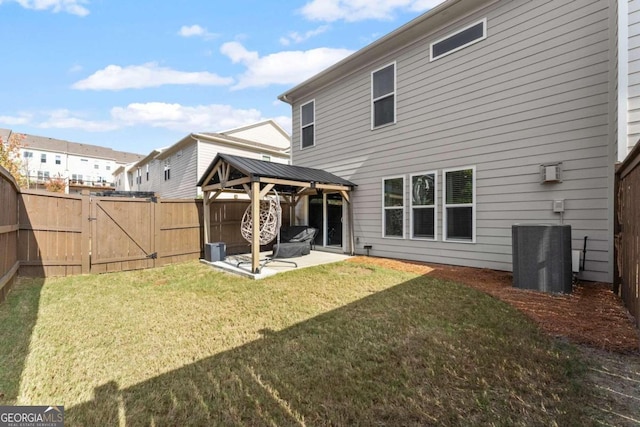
23 151 33 158
430 19 486 61
164 160 171 181
55 155 61 165
372 62 396 128
300 100 315 149
41 153 47 163
146 164 149 181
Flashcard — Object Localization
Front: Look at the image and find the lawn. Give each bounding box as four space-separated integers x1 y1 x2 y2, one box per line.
0 260 594 425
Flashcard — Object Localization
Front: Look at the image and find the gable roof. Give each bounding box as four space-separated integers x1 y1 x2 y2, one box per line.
155 130 290 161
197 153 356 189
278 0 491 103
220 119 290 148
1 128 143 164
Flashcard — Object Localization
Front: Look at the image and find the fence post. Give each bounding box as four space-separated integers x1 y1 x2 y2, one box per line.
613 168 620 295
152 194 160 268
81 190 91 274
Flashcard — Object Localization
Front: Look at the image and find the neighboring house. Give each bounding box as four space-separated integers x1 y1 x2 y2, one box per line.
120 120 290 199
1 128 143 193
279 0 630 283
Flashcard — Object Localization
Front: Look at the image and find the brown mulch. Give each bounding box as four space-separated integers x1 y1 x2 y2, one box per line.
347 256 640 354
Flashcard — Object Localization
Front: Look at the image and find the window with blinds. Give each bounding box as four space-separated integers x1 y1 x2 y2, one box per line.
443 167 475 242
410 172 436 240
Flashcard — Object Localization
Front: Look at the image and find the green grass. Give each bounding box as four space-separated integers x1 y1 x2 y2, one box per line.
0 260 593 426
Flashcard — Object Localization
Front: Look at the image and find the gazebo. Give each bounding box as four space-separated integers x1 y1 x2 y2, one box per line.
197 154 356 274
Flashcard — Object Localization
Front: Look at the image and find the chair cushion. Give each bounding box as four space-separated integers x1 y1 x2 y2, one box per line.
272 242 310 258
288 228 316 243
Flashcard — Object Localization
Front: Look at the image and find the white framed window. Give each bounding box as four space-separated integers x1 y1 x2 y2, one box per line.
145 164 149 181
55 155 61 165
382 175 405 238
40 153 46 163
443 166 476 243
410 172 437 240
23 151 33 158
262 154 271 162
371 62 396 129
430 18 487 61
300 100 315 149
164 160 171 181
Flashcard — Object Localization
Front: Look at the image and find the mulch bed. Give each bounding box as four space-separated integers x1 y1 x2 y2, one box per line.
348 256 640 354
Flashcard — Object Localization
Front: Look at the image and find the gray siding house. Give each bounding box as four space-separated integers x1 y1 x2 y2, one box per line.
279 0 625 283
118 120 291 199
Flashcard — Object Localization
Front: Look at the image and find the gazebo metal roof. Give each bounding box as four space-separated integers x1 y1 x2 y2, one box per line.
197 153 356 192
197 153 356 275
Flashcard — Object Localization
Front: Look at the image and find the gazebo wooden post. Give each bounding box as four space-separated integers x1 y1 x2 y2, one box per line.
251 180 261 273
203 192 210 245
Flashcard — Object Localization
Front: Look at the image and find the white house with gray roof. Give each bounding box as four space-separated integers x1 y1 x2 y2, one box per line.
119 120 291 199
1 128 143 193
278 0 636 283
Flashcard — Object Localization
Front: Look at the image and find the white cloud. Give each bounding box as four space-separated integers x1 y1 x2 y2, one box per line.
38 110 118 132
25 103 273 134
72 62 233 90
110 102 266 132
220 41 353 90
4 0 90 16
300 0 445 22
280 25 330 46
178 24 217 40
0 113 31 125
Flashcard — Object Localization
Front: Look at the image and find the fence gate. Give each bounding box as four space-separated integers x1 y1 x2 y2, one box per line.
90 196 157 273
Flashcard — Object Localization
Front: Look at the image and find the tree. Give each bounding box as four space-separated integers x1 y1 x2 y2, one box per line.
45 175 66 193
0 132 27 187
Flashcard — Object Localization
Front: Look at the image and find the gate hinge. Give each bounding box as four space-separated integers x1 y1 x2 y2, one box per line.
147 252 158 259
88 217 97 221
149 196 158 203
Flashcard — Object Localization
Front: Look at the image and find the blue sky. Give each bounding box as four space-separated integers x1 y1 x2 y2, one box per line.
0 0 442 155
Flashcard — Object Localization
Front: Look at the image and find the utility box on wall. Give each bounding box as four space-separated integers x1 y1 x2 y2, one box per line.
205 242 226 262
512 224 572 293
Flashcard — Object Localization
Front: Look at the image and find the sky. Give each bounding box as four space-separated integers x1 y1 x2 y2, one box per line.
0 0 444 155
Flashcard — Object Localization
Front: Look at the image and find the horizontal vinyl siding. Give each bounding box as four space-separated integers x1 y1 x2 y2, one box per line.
196 141 290 183
291 0 613 282
629 0 640 150
160 143 198 199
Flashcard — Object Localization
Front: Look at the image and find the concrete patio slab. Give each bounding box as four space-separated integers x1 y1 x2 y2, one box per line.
200 250 352 279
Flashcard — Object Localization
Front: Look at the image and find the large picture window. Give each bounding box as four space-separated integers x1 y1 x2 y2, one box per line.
411 172 436 240
443 167 475 242
372 63 396 128
300 100 315 149
382 176 404 238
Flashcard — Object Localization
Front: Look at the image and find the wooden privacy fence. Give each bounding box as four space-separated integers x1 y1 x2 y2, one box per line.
615 143 640 329
0 166 19 303
17 191 284 277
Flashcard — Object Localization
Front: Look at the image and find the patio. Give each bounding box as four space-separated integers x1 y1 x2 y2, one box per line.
201 250 352 279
